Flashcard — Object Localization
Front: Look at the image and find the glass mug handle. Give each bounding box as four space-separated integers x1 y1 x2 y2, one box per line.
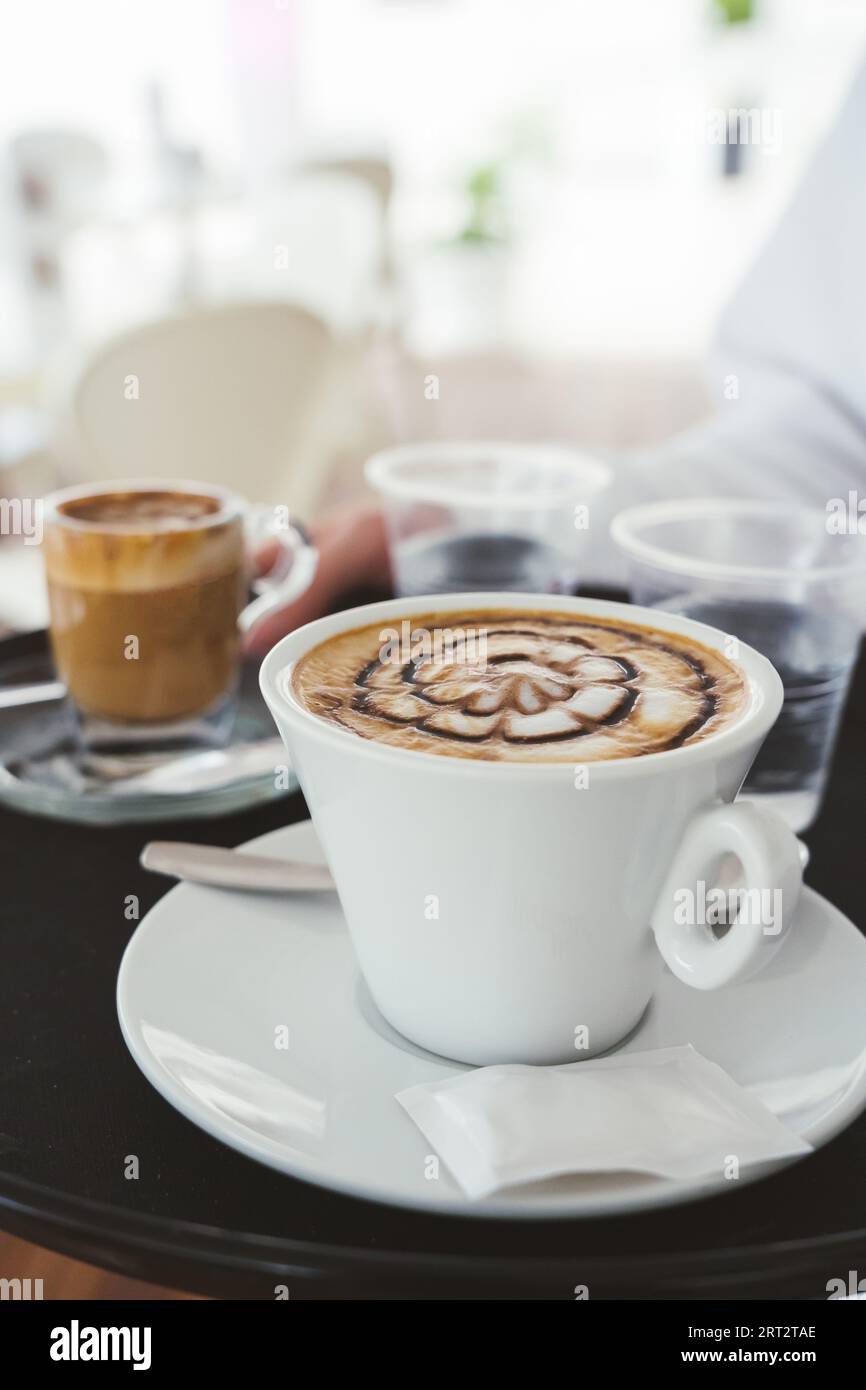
238 505 319 636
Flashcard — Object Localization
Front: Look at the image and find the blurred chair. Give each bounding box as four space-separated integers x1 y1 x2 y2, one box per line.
194 175 384 337
6 128 109 364
9 128 108 225
190 174 392 507
303 157 393 216
61 302 338 516
61 211 196 343
301 156 394 283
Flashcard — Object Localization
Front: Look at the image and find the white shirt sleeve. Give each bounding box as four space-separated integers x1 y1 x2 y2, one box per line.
587 60 866 586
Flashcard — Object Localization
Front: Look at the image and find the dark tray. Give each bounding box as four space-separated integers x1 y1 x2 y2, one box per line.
1 613 865 1300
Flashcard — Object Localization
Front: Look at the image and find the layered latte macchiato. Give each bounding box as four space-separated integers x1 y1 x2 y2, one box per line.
291 609 747 762
44 489 246 724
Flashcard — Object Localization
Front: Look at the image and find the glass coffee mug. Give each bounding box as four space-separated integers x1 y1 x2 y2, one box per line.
42 478 317 761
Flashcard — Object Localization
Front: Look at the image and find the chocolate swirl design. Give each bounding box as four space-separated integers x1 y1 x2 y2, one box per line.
292 611 747 763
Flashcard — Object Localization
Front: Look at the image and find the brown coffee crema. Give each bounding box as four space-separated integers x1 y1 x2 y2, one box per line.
44 490 246 724
58 489 222 528
291 610 747 762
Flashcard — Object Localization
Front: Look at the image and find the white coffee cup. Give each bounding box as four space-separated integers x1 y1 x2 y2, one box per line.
260 593 802 1066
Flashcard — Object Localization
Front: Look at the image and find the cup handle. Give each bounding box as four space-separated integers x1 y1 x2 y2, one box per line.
238 507 318 636
650 800 803 990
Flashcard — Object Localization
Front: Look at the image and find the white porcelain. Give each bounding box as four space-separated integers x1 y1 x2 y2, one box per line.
117 821 866 1220
259 594 803 1065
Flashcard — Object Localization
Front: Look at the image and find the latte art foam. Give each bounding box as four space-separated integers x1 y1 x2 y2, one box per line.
291 610 747 762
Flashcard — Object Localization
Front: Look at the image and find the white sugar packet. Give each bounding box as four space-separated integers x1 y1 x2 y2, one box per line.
396 1045 812 1200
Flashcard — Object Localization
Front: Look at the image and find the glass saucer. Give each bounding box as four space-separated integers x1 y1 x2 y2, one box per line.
0 635 297 825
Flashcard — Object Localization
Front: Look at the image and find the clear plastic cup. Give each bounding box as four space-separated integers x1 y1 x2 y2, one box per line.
611 498 866 832
365 441 611 599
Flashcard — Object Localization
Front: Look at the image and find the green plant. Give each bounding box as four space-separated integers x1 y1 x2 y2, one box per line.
713 0 755 23
456 162 506 245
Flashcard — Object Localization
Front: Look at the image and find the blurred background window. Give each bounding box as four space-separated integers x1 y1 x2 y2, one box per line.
3 0 866 633
3 0 866 367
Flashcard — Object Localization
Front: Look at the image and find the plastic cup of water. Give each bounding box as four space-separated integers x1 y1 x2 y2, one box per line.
611 497 866 832
365 441 611 599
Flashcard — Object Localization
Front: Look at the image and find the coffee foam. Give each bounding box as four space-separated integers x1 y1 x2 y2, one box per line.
44 506 244 593
291 610 747 763
59 489 221 527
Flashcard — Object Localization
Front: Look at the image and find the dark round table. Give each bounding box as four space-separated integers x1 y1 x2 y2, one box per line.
2 614 865 1300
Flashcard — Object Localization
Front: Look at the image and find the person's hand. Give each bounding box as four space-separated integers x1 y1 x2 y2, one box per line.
241 504 391 656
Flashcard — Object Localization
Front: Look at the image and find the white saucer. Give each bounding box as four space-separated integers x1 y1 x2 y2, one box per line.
0 644 297 825
117 821 866 1219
